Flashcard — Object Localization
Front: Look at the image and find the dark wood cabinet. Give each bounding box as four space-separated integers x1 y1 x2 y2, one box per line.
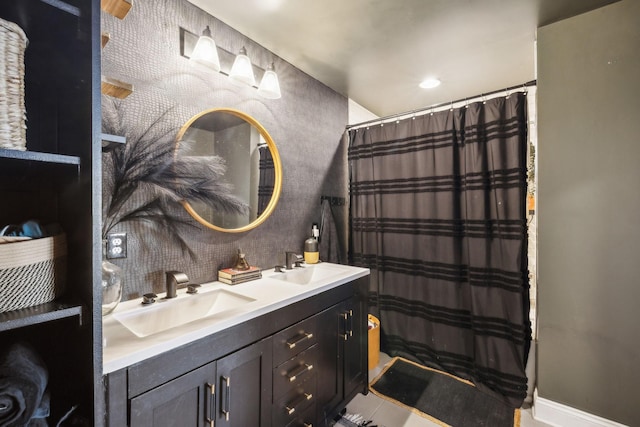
127 338 272 427
128 337 272 427
342 298 367 404
216 338 273 427
315 289 367 427
0 0 101 425
272 316 319 427
130 362 217 427
105 277 368 427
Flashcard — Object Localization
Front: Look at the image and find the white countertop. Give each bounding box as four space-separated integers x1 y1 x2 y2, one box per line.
102 262 369 374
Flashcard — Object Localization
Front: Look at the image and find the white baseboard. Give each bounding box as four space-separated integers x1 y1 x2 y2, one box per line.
533 389 628 427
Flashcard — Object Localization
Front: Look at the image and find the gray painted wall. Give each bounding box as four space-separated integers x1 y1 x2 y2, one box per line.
537 1 640 424
101 0 348 299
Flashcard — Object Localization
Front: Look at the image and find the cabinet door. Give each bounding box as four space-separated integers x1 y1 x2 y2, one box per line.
130 361 217 427
315 297 368 426
216 337 273 427
342 298 367 400
315 304 342 424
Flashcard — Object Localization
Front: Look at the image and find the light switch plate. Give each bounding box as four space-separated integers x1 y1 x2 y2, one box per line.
106 232 127 259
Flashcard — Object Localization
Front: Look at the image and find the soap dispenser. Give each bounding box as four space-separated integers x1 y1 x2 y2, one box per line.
304 224 319 264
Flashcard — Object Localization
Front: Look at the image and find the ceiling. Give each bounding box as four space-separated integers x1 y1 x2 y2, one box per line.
187 0 618 118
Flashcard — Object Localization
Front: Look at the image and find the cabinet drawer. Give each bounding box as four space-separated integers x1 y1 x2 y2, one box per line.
285 402 316 427
273 374 317 427
273 314 318 365
273 344 318 399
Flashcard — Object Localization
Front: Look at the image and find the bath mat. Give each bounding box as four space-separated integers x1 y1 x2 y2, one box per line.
369 357 520 427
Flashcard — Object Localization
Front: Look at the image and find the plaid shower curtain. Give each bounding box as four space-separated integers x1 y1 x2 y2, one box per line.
348 92 531 407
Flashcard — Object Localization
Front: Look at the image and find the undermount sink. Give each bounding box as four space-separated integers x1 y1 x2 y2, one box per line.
273 263 350 285
113 289 255 338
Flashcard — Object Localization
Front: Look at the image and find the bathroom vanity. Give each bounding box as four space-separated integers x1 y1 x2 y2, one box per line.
103 263 369 427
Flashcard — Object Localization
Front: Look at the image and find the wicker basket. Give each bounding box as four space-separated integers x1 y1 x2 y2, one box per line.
0 234 67 313
0 17 28 151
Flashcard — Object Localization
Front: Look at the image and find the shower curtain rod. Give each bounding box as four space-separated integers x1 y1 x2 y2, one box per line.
346 79 536 130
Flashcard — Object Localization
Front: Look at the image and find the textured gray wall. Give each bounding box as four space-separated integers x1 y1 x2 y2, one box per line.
537 1 640 424
101 0 348 298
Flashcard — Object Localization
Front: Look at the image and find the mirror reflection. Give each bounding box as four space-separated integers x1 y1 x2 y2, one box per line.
176 108 282 232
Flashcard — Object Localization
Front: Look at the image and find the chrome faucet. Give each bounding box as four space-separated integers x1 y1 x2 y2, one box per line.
285 251 303 270
165 271 189 298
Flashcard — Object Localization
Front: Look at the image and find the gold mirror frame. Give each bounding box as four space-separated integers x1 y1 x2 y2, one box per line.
175 108 282 233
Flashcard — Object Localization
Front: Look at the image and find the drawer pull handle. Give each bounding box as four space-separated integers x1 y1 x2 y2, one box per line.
285 392 313 415
341 310 353 341
205 382 215 427
221 376 230 421
287 363 314 382
286 332 313 349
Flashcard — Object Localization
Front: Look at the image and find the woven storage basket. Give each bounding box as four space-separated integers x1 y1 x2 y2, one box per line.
0 234 67 313
0 17 28 151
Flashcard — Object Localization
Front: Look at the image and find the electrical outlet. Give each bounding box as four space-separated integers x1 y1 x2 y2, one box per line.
106 232 127 259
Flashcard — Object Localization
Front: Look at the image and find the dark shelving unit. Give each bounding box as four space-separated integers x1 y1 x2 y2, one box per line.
0 0 102 425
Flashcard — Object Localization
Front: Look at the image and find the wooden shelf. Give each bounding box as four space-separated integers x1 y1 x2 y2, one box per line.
0 148 81 166
0 301 83 332
101 0 132 19
102 76 134 99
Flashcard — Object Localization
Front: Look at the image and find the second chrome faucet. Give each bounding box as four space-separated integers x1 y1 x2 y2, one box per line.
285 251 303 270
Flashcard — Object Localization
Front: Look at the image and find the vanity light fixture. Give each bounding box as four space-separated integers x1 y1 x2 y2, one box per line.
180 27 282 99
190 26 221 72
419 77 441 89
257 62 281 99
228 46 256 87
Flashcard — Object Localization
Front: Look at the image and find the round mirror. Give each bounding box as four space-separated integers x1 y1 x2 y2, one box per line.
176 108 282 232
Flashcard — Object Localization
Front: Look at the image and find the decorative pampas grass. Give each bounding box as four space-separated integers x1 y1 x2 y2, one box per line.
101 98 248 256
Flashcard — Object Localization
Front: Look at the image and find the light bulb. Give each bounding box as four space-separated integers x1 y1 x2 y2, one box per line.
257 63 281 99
228 47 256 86
190 26 221 72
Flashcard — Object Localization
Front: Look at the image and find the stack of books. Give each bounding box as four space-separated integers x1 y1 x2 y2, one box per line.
217 265 262 285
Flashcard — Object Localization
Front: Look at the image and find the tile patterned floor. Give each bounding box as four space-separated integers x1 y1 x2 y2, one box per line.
340 353 553 427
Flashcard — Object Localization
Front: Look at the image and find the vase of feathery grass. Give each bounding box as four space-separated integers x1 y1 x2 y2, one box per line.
101 240 123 315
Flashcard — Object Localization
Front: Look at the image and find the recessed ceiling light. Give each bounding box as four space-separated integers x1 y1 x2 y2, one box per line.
419 78 441 89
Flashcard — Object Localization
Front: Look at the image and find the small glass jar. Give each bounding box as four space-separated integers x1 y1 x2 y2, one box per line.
102 240 123 315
